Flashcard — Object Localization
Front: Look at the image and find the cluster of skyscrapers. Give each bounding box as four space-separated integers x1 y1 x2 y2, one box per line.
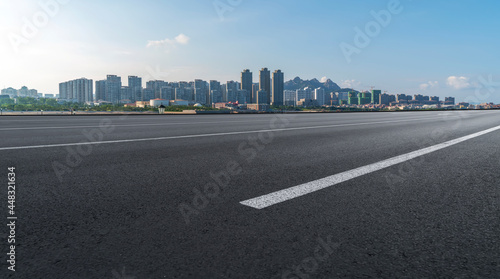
57 68 285 106
343 90 455 106
282 89 455 107
0 86 49 98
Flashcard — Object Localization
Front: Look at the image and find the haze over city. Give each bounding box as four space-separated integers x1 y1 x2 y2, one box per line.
1 0 499 103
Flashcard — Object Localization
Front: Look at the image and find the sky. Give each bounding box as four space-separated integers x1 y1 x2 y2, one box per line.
1 0 499 103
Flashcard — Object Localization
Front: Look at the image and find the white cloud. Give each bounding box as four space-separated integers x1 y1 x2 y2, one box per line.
419 81 439 90
147 33 190 51
341 79 361 88
446 76 471 90
320 76 328 83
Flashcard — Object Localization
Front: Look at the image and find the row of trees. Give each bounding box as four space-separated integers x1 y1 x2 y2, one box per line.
0 97 218 112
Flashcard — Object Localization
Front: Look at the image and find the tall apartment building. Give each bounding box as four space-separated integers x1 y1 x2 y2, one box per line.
296 87 314 106
241 69 253 103
371 90 381 104
106 75 122 104
95 80 106 101
128 76 142 102
256 90 268 104
348 91 358 105
194 79 208 104
259 68 271 104
59 78 93 103
146 80 168 99
209 80 221 105
226 81 239 103
272 70 284 106
314 88 325 106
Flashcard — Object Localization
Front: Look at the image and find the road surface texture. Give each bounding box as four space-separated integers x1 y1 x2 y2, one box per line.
1 111 499 278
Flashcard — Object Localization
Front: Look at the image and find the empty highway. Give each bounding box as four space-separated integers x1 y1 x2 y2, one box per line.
1 110 500 278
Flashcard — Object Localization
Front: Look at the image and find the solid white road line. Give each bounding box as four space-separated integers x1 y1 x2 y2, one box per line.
0 116 451 151
240 124 500 209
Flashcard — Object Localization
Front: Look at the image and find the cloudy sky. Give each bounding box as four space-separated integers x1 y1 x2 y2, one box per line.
1 0 499 103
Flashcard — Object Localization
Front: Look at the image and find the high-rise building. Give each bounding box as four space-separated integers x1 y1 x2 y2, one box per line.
379 93 391 105
259 68 271 104
120 86 132 102
1 87 17 96
359 92 371 105
314 88 325 106
371 90 381 104
175 87 185 100
106 75 122 103
128 76 142 102
59 78 93 103
348 91 358 105
194 79 208 104
95 80 106 101
142 88 154 101
28 89 38 97
396 94 408 102
413 94 424 103
284 90 296 106
161 87 175 101
18 86 29 96
252 83 259 103
146 80 167 99
241 69 253 103
445 97 455 105
209 80 221 105
296 87 314 106
256 90 268 104
226 81 239 103
272 70 284 106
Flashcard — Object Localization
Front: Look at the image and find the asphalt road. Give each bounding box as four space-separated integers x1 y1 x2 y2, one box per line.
1 111 500 278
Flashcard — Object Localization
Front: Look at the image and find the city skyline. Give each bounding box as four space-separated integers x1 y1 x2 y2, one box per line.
1 0 499 103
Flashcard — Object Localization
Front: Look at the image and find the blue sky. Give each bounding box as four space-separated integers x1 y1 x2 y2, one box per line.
1 0 499 103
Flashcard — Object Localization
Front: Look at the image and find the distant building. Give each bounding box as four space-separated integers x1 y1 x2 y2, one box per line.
226 81 239 103
150 99 170 107
241 69 253 103
256 89 268 104
296 88 314 106
359 91 371 105
430 96 440 103
95 80 106 101
161 86 175 101
272 69 284 106
106 75 122 104
28 89 38 97
142 88 155 102
379 93 390 105
284 90 296 106
120 86 132 102
1 87 17 97
194 79 208 105
445 97 455 105
146 80 167 100
247 104 269 111
128 76 142 102
348 91 358 105
259 68 271 104
371 90 381 104
59 78 93 103
209 80 221 105
18 86 29 96
413 94 424 103
314 88 325 106
236 89 250 104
